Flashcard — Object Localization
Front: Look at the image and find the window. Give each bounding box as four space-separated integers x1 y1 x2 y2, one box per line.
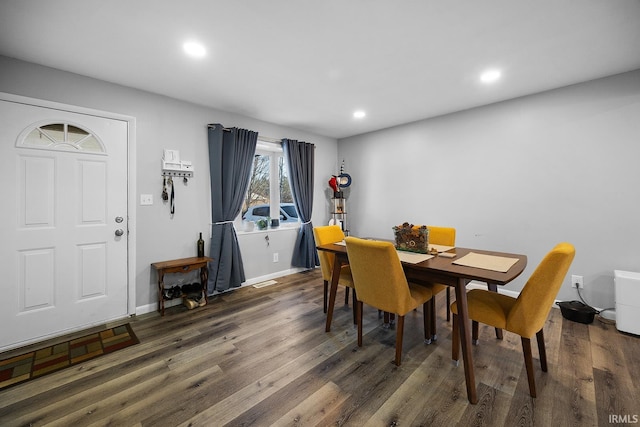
18 122 105 154
240 140 297 224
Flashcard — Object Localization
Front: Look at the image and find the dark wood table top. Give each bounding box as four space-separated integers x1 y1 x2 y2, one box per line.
316 242 527 286
151 256 213 270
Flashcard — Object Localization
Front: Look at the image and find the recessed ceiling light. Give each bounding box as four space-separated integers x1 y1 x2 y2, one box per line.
480 69 501 84
353 110 366 119
183 41 206 58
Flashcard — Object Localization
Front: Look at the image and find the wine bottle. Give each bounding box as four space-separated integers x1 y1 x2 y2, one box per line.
197 232 204 257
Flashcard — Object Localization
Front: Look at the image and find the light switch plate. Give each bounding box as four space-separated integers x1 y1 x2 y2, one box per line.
140 194 153 205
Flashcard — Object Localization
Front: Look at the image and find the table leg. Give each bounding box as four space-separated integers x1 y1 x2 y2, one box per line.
325 254 342 332
200 266 209 304
487 283 504 340
157 270 165 316
454 278 478 404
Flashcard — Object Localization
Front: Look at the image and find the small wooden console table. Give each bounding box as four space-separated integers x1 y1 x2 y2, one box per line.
151 256 212 316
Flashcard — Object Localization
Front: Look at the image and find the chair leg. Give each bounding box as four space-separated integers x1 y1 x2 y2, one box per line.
446 287 451 322
472 320 479 345
487 283 504 340
383 312 395 328
451 313 460 363
395 315 405 366
423 301 432 344
536 329 548 372
357 301 363 347
323 280 328 313
521 337 537 398
345 286 350 305
352 288 357 324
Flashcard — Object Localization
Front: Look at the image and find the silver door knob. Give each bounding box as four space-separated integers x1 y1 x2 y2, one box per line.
115 229 124 236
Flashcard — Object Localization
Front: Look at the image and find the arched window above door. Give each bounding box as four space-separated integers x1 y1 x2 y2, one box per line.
18 122 106 154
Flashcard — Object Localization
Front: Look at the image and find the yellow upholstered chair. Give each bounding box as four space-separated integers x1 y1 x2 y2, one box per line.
451 242 575 397
313 225 355 317
345 237 434 366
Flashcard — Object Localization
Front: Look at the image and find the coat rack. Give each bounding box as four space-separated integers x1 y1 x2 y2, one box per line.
162 149 193 178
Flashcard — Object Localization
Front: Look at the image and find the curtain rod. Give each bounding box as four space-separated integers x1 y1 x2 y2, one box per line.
207 124 281 143
207 124 233 131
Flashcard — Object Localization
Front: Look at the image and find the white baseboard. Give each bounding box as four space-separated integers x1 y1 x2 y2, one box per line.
136 304 157 316
466 280 520 298
136 267 310 314
467 280 567 310
136 298 182 316
241 268 308 287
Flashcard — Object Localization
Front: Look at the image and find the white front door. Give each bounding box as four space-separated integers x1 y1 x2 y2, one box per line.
0 97 129 351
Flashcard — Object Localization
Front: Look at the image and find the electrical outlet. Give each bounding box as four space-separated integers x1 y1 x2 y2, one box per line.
273 252 279 263
571 275 584 289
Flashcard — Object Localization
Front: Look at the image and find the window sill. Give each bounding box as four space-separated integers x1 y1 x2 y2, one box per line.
236 223 300 235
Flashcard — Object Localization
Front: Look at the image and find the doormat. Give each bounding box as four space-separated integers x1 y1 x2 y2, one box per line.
0 323 139 391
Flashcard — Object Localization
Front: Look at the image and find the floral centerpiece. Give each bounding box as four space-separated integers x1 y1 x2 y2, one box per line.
393 222 429 253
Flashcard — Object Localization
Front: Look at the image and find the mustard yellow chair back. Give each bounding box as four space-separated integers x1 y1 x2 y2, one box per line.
344 237 416 316
427 226 456 246
313 225 346 282
508 242 575 338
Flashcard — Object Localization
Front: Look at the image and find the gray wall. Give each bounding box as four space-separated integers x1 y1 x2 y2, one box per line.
0 55 339 313
3 54 639 315
338 69 640 310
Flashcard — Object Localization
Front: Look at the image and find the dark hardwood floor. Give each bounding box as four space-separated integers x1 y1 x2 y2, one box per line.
1 269 639 426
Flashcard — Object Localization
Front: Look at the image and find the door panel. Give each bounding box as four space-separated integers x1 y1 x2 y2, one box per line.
19 155 55 227
0 99 129 351
19 248 55 311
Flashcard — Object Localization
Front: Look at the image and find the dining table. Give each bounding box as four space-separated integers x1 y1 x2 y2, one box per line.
316 240 527 404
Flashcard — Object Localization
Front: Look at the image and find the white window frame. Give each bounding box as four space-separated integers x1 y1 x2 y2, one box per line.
256 140 283 220
237 138 297 228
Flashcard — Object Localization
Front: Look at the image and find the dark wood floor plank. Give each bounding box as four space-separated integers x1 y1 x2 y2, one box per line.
466 325 523 397
178 322 362 425
550 317 598 427
590 319 639 425
528 313 564 426
365 345 467 426
271 381 351 426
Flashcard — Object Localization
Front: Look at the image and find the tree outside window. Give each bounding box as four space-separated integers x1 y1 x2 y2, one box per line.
240 141 296 224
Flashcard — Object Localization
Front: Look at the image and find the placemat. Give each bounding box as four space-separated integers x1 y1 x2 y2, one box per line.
397 251 434 264
453 252 519 272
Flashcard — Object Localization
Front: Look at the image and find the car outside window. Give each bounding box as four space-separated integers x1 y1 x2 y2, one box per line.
253 206 269 217
242 203 299 224
281 204 298 219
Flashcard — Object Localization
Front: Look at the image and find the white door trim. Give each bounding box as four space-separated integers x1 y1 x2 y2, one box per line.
0 91 137 319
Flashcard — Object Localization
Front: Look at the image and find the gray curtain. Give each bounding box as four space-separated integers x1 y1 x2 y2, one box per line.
283 138 318 268
207 124 258 293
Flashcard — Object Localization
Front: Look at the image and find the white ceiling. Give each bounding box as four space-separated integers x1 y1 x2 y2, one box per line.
1 0 640 139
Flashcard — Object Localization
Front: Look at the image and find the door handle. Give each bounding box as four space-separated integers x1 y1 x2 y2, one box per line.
115 229 124 237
